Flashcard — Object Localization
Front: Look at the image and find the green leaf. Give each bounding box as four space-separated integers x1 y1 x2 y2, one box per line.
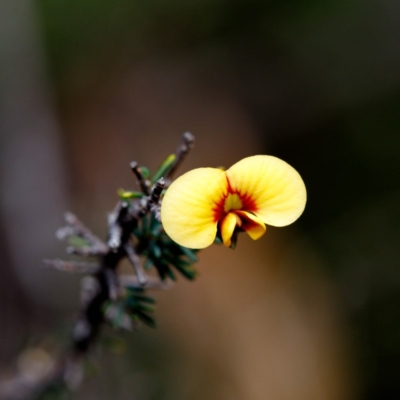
129 294 155 304
144 258 153 270
179 246 198 262
68 236 90 247
117 189 144 199
152 153 176 183
126 297 155 313
154 260 171 281
135 310 157 328
172 260 197 280
113 304 126 328
140 166 151 179
150 242 162 259
166 267 176 281
229 231 239 249
214 236 223 245
150 214 162 235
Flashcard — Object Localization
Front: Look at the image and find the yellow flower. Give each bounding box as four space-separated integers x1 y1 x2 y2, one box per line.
161 155 306 249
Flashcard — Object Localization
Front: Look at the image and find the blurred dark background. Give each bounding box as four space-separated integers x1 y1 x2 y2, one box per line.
1 0 399 399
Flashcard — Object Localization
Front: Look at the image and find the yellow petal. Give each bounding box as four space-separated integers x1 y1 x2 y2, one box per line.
220 212 241 247
226 155 306 227
161 168 228 248
235 210 266 240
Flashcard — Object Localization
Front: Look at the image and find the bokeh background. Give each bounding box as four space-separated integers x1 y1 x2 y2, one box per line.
1 1 399 399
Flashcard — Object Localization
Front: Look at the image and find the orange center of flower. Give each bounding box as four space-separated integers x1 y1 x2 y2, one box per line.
213 186 266 247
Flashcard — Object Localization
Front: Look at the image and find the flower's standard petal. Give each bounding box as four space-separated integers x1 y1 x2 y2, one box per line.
161 168 228 249
220 212 240 247
235 210 266 240
227 155 306 227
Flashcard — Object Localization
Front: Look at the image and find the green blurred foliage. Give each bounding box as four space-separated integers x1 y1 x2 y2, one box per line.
36 0 358 85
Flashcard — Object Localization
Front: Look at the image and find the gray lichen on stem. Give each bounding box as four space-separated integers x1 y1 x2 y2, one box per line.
0 133 196 400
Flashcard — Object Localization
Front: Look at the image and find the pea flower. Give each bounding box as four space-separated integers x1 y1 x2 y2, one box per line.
161 155 306 249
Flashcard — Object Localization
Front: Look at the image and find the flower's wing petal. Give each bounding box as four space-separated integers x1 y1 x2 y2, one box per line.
161 168 227 249
235 210 266 240
220 212 239 247
227 155 306 227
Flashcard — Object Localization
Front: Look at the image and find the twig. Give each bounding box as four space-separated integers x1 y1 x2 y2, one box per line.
103 304 135 331
124 243 147 286
164 132 195 181
130 162 151 195
104 269 119 301
42 259 100 274
128 178 164 219
62 212 108 254
66 246 101 257
0 132 193 400
119 275 172 290
107 202 129 251
147 178 164 212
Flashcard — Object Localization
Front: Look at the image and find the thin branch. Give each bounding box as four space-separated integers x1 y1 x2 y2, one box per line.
80 276 101 307
124 243 147 286
164 132 195 181
0 132 194 400
130 161 151 195
107 201 130 250
66 246 101 257
104 269 118 301
147 178 165 212
42 259 100 274
0 358 66 400
63 212 108 254
119 275 172 290
128 178 165 219
103 304 136 331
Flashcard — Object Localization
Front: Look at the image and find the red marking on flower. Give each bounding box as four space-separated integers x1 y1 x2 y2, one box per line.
236 190 257 213
212 175 257 223
212 198 225 223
